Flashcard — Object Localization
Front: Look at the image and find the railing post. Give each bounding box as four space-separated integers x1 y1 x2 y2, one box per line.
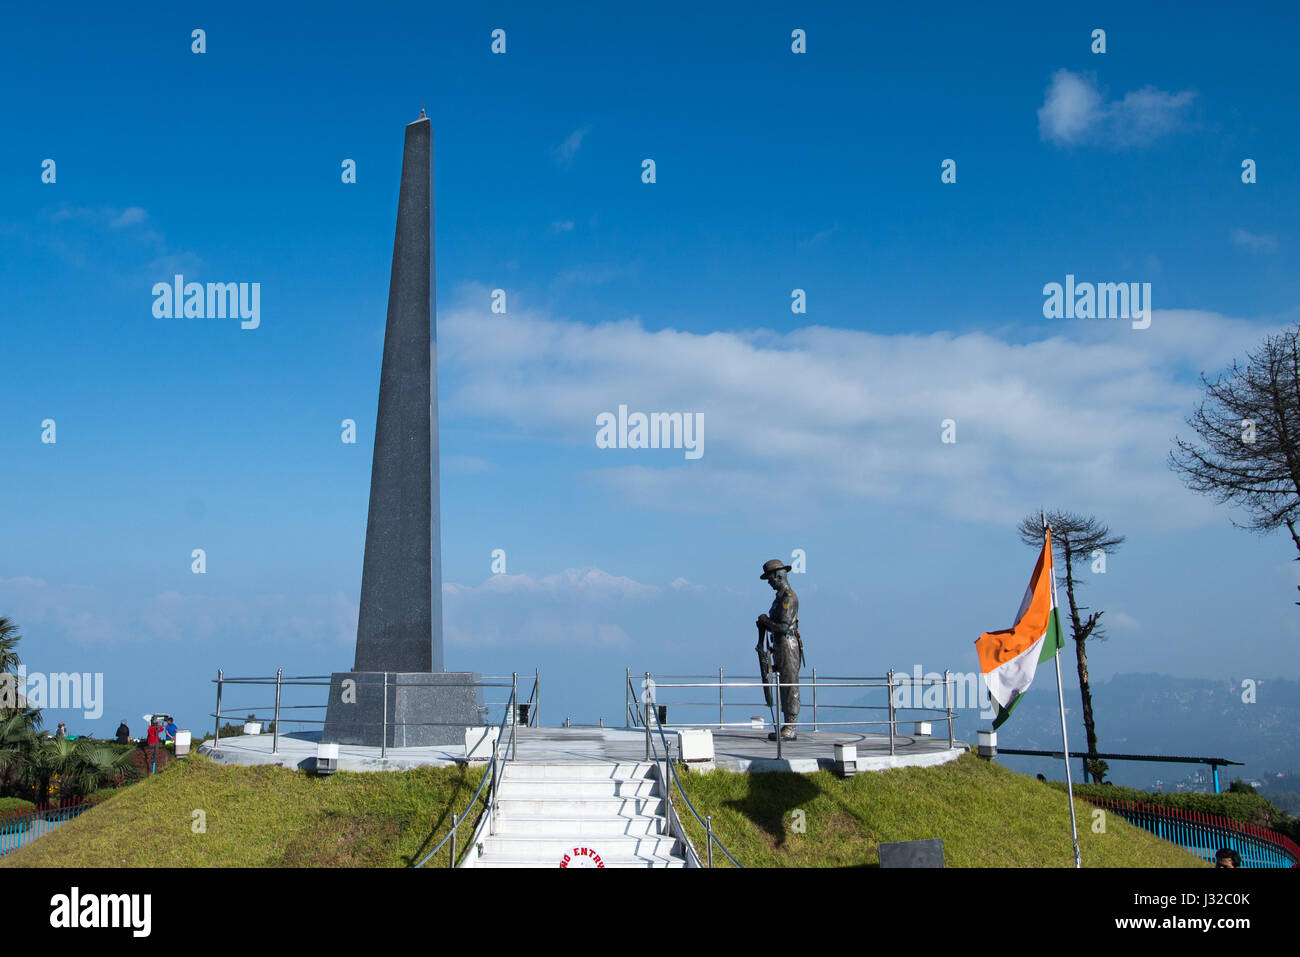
381 672 388 759
774 669 782 760
626 667 632 727
450 812 457 868
706 814 714 868
812 668 818 731
273 667 283 754
887 669 896 756
512 672 518 761
213 668 223 747
944 668 954 750
535 668 540 727
644 671 652 760
718 667 724 728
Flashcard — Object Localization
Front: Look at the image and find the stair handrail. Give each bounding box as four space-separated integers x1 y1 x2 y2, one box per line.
639 673 741 868
413 672 530 868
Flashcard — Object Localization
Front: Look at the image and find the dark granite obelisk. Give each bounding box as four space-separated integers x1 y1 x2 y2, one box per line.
322 114 481 748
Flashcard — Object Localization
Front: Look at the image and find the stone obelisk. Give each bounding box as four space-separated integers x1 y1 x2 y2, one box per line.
322 113 481 748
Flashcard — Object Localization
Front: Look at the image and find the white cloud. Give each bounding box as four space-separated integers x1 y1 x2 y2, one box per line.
1038 70 1195 147
669 577 706 592
550 220 575 234
439 285 1284 531
110 206 148 228
1231 228 1278 253
552 125 591 166
443 567 661 648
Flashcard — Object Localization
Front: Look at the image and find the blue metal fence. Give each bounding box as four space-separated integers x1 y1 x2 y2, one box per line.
0 800 96 857
1092 797 1299 869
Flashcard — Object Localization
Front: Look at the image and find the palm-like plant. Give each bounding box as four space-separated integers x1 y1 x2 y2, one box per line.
21 734 139 804
64 742 138 797
0 711 36 780
1 617 23 716
0 616 21 675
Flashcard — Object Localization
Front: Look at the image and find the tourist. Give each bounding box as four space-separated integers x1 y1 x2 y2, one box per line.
55 721 67 739
146 720 160 747
115 720 130 744
165 717 178 742
1214 848 1240 868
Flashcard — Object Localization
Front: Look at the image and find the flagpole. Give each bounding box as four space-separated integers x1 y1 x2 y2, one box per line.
1045 512 1082 868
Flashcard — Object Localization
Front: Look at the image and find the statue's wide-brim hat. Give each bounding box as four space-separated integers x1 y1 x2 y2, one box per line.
760 558 793 579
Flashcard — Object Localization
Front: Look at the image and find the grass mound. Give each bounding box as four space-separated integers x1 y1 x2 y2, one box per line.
0 754 484 868
673 751 1207 868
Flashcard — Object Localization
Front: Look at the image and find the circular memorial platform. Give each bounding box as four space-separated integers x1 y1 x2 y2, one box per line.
200 725 965 773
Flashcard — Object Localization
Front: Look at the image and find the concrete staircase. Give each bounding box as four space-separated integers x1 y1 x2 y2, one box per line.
460 762 688 868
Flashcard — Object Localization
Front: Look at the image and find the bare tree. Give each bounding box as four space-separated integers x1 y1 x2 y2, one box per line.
1018 511 1125 783
1170 327 1300 603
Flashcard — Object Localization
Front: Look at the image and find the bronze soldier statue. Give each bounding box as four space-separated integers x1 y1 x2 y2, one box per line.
756 558 804 741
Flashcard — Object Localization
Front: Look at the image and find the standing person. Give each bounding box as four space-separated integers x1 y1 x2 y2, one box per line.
146 719 161 774
755 558 804 742
115 720 130 744
164 717 178 742
55 721 67 739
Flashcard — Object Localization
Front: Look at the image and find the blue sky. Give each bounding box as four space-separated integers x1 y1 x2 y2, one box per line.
2 3 1299 747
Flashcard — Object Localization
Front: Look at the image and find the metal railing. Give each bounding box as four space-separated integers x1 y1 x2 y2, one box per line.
632 673 741 868
0 799 97 857
1086 796 1300 869
207 668 540 757
626 667 957 759
415 675 523 868
996 747 1244 793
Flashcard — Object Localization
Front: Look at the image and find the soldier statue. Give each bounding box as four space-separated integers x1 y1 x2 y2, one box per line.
756 558 804 741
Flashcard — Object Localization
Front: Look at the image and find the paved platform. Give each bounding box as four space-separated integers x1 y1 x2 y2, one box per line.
201 725 966 774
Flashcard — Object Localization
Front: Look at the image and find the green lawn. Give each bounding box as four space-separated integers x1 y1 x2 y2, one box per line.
672 751 1209 868
1 754 485 868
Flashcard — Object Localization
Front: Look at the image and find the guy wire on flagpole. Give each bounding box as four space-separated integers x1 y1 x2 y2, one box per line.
1045 511 1083 868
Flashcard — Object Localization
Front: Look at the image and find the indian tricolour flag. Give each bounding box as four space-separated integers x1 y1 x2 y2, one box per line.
975 529 1065 729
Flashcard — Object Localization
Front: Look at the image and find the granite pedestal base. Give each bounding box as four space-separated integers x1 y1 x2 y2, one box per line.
321 671 484 748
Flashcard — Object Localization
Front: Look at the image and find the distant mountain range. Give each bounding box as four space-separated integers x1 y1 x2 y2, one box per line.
947 672 1300 809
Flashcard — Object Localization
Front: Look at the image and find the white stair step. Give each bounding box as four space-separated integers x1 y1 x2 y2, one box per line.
479 835 680 860
502 763 655 781
493 815 666 837
500 779 658 799
471 856 687 868
495 797 664 817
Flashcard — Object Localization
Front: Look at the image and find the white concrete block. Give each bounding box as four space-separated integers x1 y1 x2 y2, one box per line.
914 721 932 736
677 729 714 762
243 721 261 735
174 729 191 756
465 726 500 760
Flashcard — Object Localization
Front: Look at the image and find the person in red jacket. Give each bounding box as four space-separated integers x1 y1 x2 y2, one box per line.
145 719 162 774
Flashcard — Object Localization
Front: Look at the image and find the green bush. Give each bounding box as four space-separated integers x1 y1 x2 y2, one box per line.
1053 781 1280 826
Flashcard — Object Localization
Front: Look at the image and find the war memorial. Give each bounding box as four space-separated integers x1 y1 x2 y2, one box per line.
198 113 967 867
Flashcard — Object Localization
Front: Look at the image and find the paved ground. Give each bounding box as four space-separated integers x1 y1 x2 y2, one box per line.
201 725 965 774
